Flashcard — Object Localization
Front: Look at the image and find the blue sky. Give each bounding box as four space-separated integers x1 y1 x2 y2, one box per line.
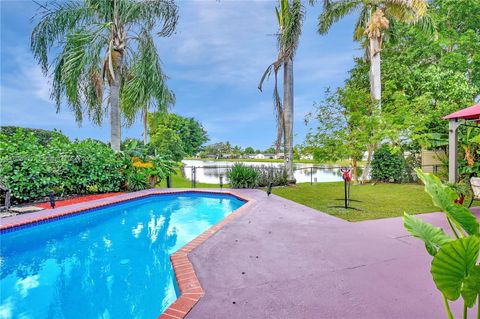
0 0 361 149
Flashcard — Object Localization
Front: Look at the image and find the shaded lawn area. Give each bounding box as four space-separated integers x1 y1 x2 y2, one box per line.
271 182 479 222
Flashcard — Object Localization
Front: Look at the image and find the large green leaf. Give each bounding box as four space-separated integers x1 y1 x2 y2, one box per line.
461 265 480 308
403 213 453 256
416 169 479 236
431 236 480 301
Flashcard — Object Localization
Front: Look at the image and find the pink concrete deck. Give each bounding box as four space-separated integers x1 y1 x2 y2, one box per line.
184 189 480 319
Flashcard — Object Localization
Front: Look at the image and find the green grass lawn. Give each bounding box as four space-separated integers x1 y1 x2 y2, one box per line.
271 182 479 222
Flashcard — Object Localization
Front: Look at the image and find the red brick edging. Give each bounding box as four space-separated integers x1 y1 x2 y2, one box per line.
160 193 254 319
0 188 255 319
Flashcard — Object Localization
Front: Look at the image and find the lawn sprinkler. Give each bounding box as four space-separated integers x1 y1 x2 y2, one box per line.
48 191 56 209
340 168 352 209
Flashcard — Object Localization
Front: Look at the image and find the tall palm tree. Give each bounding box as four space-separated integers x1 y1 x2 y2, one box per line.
312 0 428 181
31 0 178 151
259 0 305 182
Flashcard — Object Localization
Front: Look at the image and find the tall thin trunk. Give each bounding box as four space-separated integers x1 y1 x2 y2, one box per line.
283 58 295 183
369 37 382 103
110 50 123 152
361 144 374 183
352 156 358 185
143 111 148 145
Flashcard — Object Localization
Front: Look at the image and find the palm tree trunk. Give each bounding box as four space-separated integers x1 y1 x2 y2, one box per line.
143 111 148 145
369 36 382 103
110 53 122 151
283 58 295 183
361 144 374 183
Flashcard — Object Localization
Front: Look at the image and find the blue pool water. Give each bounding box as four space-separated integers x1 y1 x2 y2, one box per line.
0 193 244 319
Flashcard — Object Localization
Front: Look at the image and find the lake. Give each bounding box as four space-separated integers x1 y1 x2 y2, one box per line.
182 160 353 184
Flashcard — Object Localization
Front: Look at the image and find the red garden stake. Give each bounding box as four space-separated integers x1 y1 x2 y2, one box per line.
340 168 352 209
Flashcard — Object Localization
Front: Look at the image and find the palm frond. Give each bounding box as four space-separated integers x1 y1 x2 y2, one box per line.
125 0 179 37
51 26 107 124
31 1 95 74
121 31 173 126
318 0 361 35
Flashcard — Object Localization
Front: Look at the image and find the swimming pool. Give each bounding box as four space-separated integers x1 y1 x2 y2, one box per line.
0 192 245 319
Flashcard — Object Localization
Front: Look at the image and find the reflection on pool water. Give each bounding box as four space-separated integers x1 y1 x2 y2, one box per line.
182 160 361 184
0 193 244 319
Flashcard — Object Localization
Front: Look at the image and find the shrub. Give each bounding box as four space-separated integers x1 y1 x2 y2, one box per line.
255 166 288 187
126 169 149 191
0 130 125 202
0 126 67 146
371 144 405 183
227 163 258 188
0 128 177 203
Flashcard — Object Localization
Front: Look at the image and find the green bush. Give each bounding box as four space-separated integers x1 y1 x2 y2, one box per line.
371 144 405 183
0 129 125 203
0 128 178 203
227 163 258 188
0 126 67 146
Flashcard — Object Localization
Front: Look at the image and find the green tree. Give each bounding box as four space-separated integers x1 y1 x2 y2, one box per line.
244 147 255 154
31 0 178 151
150 126 185 162
304 87 377 183
259 0 305 182
148 113 208 156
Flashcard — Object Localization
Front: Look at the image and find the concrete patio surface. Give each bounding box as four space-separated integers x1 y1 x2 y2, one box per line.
186 189 480 319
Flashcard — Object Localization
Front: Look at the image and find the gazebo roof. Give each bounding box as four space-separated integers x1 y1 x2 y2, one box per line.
443 103 480 120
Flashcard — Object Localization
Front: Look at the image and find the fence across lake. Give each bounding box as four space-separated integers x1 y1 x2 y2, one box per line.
182 160 365 186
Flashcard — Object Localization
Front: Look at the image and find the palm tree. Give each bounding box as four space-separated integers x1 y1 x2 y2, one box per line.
315 0 427 102
312 0 428 181
31 0 178 151
259 0 305 182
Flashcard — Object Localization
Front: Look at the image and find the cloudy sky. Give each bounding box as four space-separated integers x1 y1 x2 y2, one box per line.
0 0 361 149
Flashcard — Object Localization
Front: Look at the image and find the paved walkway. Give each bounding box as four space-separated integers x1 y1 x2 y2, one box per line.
186 189 480 319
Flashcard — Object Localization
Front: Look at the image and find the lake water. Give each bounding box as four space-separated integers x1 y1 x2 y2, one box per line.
182 160 349 184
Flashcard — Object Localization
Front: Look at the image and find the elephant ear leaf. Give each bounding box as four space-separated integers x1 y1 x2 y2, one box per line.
415 169 479 236
461 265 480 308
403 213 453 256
431 236 480 301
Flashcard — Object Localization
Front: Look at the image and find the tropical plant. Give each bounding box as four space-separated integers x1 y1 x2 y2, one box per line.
125 169 149 191
31 0 178 151
258 0 305 182
403 169 479 319
227 163 258 189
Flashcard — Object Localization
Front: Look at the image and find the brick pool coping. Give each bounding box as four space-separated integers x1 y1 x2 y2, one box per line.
0 188 255 319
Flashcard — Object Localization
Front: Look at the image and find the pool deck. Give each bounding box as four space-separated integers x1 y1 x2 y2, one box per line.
182 189 479 319
2 188 479 319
